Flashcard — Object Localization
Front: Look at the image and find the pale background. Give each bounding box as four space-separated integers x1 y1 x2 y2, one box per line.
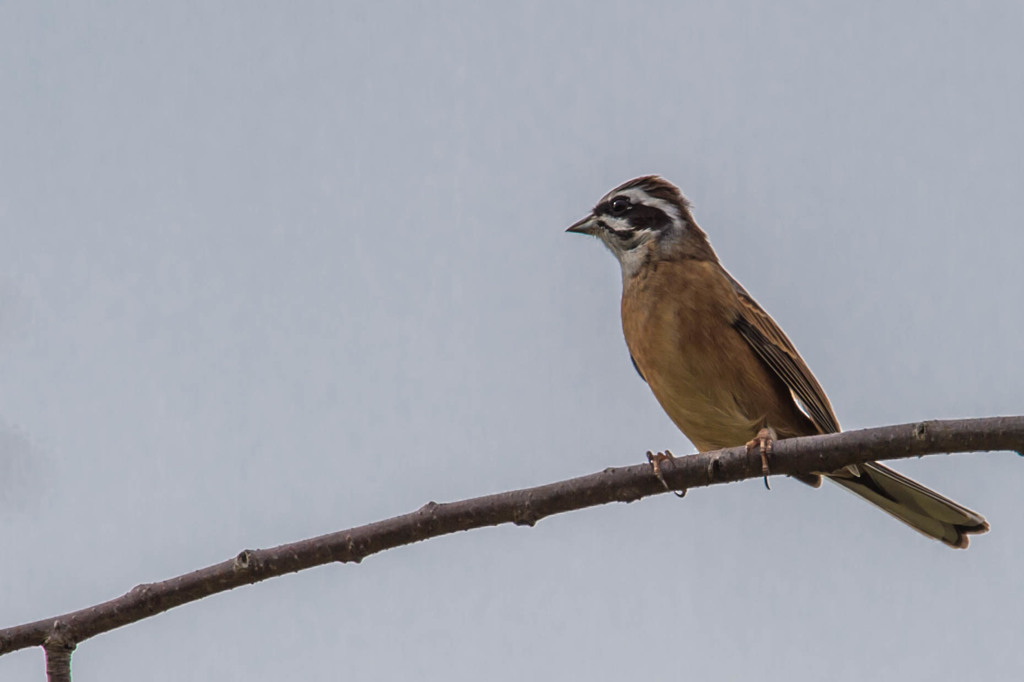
2 2 1022 680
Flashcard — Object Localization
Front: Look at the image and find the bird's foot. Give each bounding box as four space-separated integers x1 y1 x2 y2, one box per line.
745 427 776 490
646 450 686 498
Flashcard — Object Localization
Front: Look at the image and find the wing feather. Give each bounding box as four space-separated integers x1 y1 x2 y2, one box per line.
726 273 840 435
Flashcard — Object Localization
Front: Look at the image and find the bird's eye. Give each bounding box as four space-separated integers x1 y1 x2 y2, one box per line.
609 197 631 215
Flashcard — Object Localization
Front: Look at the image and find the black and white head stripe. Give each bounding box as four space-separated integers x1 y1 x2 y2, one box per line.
568 176 703 280
592 175 692 237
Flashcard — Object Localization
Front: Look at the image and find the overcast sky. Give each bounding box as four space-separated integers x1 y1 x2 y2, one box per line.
2 2 1023 680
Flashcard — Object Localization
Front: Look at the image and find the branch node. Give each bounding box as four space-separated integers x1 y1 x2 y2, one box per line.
706 453 721 481
513 504 538 527
42 621 74 650
342 535 364 564
43 619 76 680
914 422 928 440
126 583 152 605
234 550 253 572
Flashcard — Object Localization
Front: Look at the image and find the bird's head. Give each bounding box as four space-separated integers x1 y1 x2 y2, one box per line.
566 175 714 279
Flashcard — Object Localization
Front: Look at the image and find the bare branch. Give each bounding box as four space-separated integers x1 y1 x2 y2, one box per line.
1 416 1021 661
43 639 73 682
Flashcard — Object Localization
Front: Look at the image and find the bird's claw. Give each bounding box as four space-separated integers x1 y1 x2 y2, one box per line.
646 450 686 497
746 427 775 490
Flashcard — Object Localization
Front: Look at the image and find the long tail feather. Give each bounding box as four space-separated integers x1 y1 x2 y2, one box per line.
826 462 989 549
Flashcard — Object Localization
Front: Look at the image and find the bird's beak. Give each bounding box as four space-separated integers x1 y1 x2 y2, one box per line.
566 214 599 235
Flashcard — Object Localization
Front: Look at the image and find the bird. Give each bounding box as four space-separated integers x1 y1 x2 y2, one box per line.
566 175 989 548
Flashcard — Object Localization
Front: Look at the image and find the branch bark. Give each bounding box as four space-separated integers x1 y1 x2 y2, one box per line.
1 416 1021 668
43 639 73 682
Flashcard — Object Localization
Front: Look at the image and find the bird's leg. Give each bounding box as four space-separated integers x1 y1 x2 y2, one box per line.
646 450 686 498
745 426 777 490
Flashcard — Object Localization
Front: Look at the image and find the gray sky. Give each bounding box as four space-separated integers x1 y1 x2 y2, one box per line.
2 2 1023 680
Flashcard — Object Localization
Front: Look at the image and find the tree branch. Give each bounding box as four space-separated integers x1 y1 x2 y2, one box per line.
1 416 1021 664
43 636 73 682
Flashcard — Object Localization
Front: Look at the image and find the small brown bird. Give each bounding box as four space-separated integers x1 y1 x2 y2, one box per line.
567 175 989 548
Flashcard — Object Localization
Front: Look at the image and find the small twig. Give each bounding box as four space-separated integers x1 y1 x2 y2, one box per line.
43 623 74 682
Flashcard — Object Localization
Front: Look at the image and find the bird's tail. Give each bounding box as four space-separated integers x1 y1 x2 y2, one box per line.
826 462 989 548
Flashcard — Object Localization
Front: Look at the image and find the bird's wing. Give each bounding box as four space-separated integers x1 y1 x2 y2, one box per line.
725 272 841 435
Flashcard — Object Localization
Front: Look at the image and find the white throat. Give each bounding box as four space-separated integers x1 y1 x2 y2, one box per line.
615 246 649 283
